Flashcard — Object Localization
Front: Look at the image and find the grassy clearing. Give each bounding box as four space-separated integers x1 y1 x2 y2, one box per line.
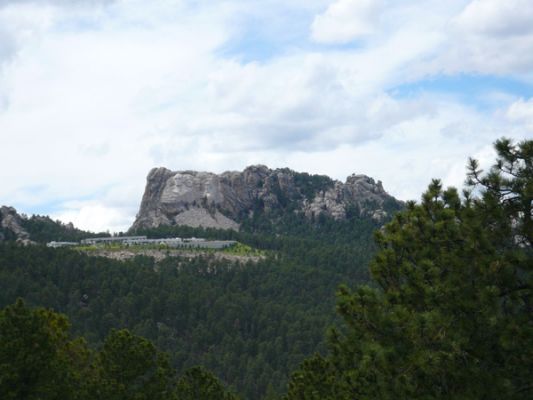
74 241 265 256
222 242 266 257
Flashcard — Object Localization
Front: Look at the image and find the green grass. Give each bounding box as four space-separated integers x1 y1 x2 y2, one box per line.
222 242 266 257
74 242 265 256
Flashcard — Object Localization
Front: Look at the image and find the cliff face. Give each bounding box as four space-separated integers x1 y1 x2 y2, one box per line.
0 206 31 244
131 165 402 231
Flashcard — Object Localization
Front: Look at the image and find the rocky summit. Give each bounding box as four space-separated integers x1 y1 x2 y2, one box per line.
131 165 402 231
0 206 31 244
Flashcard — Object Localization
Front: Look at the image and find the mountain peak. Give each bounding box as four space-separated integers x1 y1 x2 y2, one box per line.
131 165 402 232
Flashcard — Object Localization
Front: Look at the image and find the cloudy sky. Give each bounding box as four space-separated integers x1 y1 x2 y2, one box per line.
1 0 532 232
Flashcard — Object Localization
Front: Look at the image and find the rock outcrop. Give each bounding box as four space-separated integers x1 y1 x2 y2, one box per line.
132 165 402 231
302 174 392 221
0 206 32 244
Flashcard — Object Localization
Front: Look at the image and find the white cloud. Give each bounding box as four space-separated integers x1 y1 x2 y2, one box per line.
507 97 533 120
506 97 533 130
427 0 533 76
51 201 133 233
0 0 230 217
0 0 531 232
311 0 383 44
454 0 533 37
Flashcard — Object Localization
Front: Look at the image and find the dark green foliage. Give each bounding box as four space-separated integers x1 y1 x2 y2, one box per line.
176 366 239 400
128 209 385 397
0 169 396 399
286 138 532 399
0 299 87 400
2 138 528 399
284 355 337 399
0 205 381 398
0 301 236 400
0 225 18 242
0 243 361 398
21 215 107 243
0 165 399 399
292 172 335 201
135 204 382 280
93 329 176 400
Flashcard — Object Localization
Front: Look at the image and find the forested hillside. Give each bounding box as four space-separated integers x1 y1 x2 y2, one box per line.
2 139 529 399
285 138 532 399
0 209 107 244
0 299 238 399
0 203 385 398
21 215 108 243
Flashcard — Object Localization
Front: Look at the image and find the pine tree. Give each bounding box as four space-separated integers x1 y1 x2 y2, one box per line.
93 329 176 400
0 299 89 400
286 138 532 399
176 366 239 400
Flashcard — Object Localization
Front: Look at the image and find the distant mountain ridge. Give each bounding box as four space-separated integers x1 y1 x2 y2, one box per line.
0 206 104 244
131 165 403 231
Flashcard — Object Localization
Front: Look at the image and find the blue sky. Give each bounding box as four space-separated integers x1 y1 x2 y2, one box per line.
0 0 532 232
391 75 533 106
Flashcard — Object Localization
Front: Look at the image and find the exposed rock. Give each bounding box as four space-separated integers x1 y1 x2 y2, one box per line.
303 174 393 222
0 206 32 244
131 165 402 231
172 208 240 230
302 182 346 220
86 248 264 265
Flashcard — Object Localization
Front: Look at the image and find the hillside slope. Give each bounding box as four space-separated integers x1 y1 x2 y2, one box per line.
0 206 104 244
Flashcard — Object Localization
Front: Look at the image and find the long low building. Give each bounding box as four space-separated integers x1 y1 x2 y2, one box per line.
47 241 79 248
78 236 236 249
80 236 147 245
124 238 236 249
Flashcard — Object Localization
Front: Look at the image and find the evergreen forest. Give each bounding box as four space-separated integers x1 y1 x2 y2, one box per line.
0 138 531 399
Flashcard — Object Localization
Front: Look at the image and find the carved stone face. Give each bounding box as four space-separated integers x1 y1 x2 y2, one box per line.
133 165 401 230
161 172 223 206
